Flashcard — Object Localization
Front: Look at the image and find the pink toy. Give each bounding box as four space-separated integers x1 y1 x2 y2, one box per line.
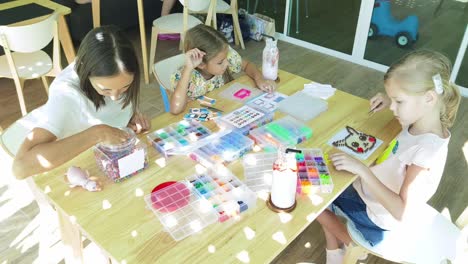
66 166 101 192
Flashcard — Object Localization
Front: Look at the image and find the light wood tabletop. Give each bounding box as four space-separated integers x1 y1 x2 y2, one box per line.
0 0 76 64
33 70 400 263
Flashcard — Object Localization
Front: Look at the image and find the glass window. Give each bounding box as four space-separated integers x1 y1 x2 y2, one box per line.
364 0 467 67
238 0 287 33
285 0 362 54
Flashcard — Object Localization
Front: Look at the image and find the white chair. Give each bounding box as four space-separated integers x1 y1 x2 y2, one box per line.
0 114 53 214
0 12 62 116
204 0 245 49
152 54 186 112
148 0 211 81
343 204 462 264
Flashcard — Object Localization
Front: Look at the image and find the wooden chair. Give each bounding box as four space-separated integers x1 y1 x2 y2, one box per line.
152 54 186 112
0 12 62 116
343 204 462 264
148 0 211 82
204 0 245 49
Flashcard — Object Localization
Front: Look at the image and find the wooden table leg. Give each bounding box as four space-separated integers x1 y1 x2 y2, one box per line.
57 207 84 264
58 15 76 64
92 0 101 28
137 0 150 84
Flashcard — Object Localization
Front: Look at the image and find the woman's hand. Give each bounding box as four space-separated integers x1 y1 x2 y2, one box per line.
369 92 390 113
255 78 277 93
185 48 206 70
330 152 369 176
95 125 131 145
128 112 151 134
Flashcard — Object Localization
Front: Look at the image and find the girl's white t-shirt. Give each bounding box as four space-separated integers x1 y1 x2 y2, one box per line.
9 62 133 155
353 126 450 230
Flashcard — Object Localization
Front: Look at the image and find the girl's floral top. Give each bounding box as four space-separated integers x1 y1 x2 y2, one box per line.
169 46 242 99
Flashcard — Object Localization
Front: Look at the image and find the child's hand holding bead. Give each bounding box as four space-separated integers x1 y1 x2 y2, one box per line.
369 92 390 113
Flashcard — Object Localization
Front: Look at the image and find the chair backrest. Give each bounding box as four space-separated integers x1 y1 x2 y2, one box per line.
347 204 462 263
178 0 211 12
0 12 58 53
153 54 186 91
0 113 38 157
153 54 186 112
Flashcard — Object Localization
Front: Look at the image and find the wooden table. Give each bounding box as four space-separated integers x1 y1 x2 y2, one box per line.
0 0 76 64
33 70 400 263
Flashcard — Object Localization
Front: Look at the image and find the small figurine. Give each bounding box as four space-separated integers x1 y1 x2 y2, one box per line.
65 166 101 192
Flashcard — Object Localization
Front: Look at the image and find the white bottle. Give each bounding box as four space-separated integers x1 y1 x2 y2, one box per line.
270 148 297 210
262 36 279 81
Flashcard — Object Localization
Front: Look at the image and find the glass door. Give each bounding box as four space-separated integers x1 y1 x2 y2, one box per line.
238 0 288 33
285 0 362 55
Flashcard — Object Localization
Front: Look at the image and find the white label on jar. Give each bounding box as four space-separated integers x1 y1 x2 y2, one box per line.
117 149 145 178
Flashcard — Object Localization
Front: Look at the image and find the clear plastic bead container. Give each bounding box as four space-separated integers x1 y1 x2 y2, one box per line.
186 165 257 223
189 131 254 167
215 105 274 136
295 148 334 194
147 120 213 157
242 152 277 193
144 181 218 241
249 116 313 151
94 128 149 182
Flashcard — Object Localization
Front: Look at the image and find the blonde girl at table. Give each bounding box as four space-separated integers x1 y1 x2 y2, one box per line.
169 24 276 114
318 50 461 264
12 26 150 179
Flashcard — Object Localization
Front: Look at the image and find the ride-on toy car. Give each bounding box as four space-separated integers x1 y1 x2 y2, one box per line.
368 0 419 48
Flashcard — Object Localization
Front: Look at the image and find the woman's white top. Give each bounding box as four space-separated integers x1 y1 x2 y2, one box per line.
5 62 133 156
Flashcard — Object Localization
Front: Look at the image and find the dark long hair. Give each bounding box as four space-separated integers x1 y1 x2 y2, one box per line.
75 25 140 113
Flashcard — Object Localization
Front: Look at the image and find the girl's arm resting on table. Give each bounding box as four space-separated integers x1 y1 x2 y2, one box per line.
359 164 428 221
242 60 276 92
170 67 192 115
12 125 125 179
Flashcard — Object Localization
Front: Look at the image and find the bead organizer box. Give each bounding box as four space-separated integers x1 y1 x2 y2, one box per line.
242 152 277 193
246 92 288 113
295 149 334 194
144 181 218 241
147 120 214 157
189 131 254 167
216 105 274 135
186 166 257 223
249 116 313 150
94 128 148 182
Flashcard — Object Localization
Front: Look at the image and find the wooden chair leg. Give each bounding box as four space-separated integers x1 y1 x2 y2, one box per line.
13 78 27 116
179 33 185 51
137 0 149 84
231 10 245 49
41 76 49 95
149 26 159 77
343 243 368 264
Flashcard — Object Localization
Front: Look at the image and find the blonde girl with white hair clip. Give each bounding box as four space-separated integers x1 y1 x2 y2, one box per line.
316 50 461 264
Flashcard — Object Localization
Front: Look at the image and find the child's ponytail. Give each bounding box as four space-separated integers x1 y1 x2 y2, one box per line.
440 81 461 129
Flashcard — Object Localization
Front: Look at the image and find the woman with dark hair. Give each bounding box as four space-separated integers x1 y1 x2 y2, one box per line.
12 25 150 179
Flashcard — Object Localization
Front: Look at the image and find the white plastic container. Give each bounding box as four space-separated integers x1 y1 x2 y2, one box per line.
262 37 279 81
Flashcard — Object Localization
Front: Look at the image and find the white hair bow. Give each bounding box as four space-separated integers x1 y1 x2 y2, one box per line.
432 73 444 95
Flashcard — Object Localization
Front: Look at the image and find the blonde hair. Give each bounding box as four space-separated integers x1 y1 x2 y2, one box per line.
184 24 233 82
384 50 461 129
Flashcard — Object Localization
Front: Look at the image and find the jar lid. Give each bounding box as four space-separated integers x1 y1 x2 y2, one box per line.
97 127 136 152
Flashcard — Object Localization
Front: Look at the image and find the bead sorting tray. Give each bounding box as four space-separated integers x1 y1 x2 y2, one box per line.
189 131 254 167
295 148 334 194
186 166 257 223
